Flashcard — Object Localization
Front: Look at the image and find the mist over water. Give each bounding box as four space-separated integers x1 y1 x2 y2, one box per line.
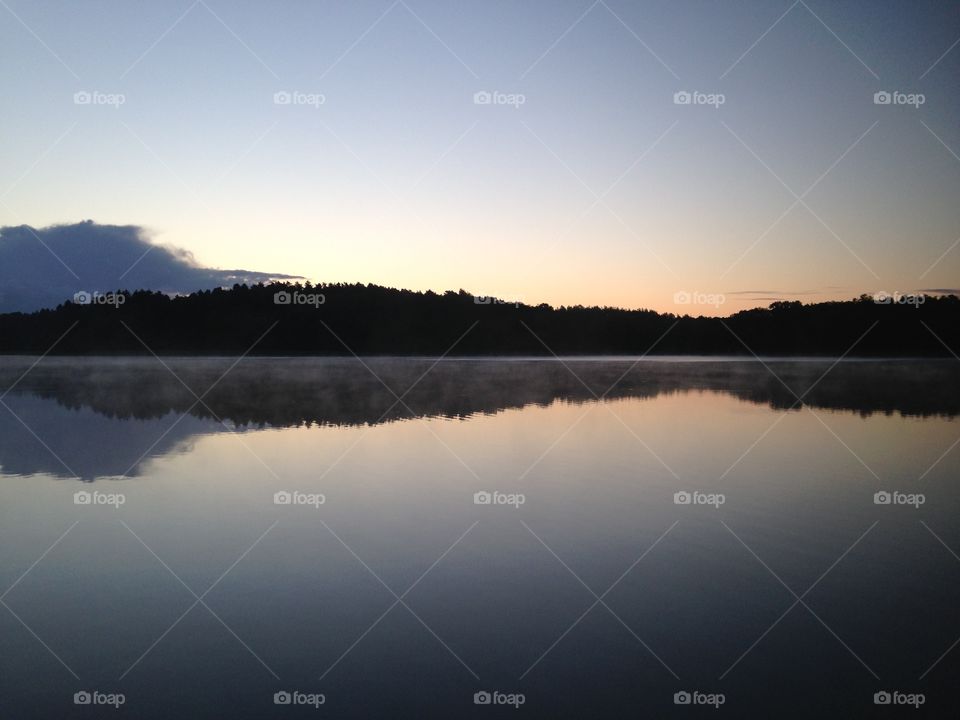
0 357 957 480
1 358 958 717
3 0 958 713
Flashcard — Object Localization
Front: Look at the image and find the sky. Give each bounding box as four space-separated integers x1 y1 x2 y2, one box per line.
1 0 958 315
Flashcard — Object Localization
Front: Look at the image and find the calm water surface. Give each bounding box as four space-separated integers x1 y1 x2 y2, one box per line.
0 357 958 718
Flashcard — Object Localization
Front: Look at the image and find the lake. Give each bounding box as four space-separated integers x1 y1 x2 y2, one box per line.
0 357 958 717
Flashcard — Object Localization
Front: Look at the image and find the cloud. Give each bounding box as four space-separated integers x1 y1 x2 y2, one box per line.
919 288 960 295
0 220 302 313
725 289 822 296
739 297 797 303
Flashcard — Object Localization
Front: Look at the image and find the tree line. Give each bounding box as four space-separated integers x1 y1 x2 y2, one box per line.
0 282 957 356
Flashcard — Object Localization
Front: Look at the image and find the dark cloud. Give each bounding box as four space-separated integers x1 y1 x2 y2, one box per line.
0 220 302 313
919 288 960 295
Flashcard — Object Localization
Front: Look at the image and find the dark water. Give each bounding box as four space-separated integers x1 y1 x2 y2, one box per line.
0 357 958 718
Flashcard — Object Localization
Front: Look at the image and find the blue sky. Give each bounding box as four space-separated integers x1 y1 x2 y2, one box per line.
1 0 958 313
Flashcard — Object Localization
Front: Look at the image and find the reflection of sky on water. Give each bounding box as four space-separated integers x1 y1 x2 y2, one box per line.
1 357 957 481
0 359 958 718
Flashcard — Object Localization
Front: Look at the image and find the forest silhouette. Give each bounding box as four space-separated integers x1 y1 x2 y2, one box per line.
0 282 957 356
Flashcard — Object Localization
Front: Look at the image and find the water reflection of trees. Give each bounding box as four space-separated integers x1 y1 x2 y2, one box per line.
0 359 956 480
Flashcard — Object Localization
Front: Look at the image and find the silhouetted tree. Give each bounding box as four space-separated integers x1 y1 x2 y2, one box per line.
0 283 956 357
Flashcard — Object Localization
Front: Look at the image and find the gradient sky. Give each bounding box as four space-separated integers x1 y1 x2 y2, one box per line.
1 0 958 314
